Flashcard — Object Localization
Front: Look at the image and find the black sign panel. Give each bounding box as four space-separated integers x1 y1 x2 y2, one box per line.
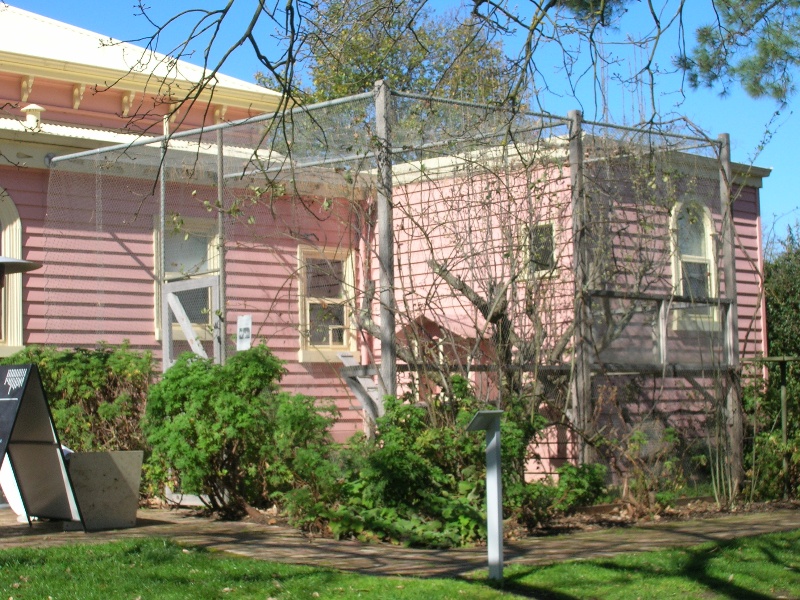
0 364 81 525
0 366 29 461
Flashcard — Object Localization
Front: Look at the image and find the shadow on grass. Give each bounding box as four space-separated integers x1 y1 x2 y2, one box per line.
491 534 800 599
492 576 582 599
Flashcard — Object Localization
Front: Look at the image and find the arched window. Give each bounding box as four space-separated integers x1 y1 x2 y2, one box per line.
671 200 717 328
0 188 23 354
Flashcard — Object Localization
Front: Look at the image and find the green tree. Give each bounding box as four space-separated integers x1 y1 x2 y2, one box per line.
764 223 800 356
263 1 513 103
748 224 800 500
679 1 800 102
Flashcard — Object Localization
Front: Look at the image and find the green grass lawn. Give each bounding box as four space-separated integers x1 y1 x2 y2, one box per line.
498 529 800 599
1 530 799 599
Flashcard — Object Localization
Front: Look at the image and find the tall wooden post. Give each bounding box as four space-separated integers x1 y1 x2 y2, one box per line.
719 133 743 493
780 359 789 500
569 110 592 464
160 116 170 373
375 80 396 404
216 127 226 365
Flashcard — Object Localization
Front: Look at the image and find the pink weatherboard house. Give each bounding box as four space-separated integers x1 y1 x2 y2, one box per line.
0 5 769 475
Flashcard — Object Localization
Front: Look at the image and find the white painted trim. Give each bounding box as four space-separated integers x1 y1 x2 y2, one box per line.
154 217 220 341
0 188 23 348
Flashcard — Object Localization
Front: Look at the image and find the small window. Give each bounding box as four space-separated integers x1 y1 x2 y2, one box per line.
675 202 714 299
306 258 346 345
526 223 556 276
671 201 718 329
154 219 219 339
165 229 214 325
298 246 354 362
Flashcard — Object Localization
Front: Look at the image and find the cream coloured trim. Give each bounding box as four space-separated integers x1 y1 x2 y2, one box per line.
0 188 23 347
153 217 220 341
297 245 356 363
0 51 282 115
21 75 34 102
670 200 720 331
72 84 86 110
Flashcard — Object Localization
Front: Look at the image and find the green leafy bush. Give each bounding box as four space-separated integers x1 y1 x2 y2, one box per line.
747 429 800 500
328 394 486 547
551 463 608 512
1 344 153 452
143 345 338 517
322 376 558 547
743 365 800 501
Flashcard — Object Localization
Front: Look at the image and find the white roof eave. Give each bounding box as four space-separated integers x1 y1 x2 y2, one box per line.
0 5 281 111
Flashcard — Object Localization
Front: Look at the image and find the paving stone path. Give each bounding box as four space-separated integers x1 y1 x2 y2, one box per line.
1 506 798 578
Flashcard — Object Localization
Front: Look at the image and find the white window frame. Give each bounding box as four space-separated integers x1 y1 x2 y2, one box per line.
154 217 220 341
0 188 23 356
521 221 557 279
297 245 355 363
670 200 719 331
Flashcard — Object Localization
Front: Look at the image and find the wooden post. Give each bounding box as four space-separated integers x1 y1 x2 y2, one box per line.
658 299 668 367
569 110 592 464
719 133 743 493
781 359 789 500
216 127 226 365
160 116 170 372
375 80 396 404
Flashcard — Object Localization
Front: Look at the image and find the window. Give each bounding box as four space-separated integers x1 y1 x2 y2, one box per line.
155 219 219 340
298 246 354 362
524 222 556 277
671 201 718 329
0 188 23 356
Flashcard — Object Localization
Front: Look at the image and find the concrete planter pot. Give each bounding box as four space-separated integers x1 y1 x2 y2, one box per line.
68 451 143 531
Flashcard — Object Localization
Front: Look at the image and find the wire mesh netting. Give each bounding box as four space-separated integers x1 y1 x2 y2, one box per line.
44 88 760 465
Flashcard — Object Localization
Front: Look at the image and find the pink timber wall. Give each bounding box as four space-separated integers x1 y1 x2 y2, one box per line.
0 66 362 442
0 163 365 442
732 186 766 360
387 168 576 400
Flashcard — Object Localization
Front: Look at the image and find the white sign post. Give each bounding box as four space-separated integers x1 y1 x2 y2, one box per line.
467 409 504 581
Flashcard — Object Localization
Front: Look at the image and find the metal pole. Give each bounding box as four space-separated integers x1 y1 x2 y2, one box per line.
467 410 505 581
375 80 396 403
486 420 504 581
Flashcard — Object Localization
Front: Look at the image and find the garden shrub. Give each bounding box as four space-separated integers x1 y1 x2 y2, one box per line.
143 345 338 517
551 462 608 512
324 376 560 547
328 394 486 547
1 343 153 453
743 367 800 501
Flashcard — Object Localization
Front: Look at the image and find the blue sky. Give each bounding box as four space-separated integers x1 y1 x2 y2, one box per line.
8 0 799 244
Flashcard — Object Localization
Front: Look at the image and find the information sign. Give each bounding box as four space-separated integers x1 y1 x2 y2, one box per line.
0 365 82 526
